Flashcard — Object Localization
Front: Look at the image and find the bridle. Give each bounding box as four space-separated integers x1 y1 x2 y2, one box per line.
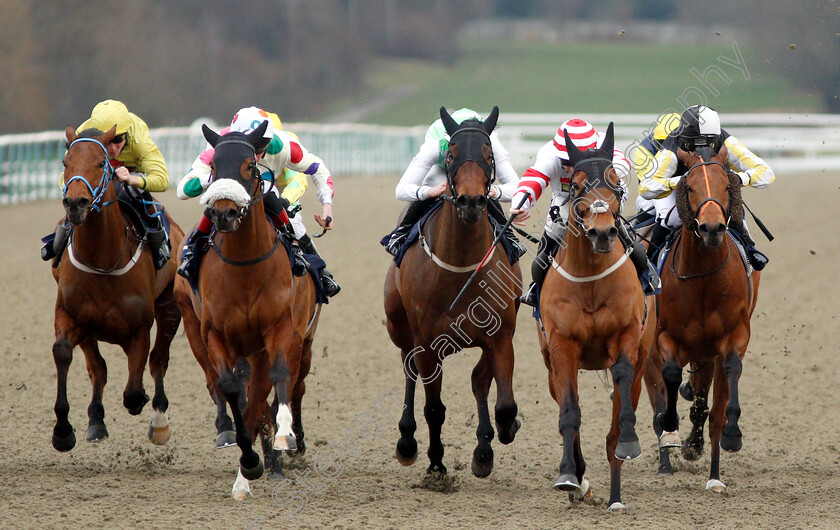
568 156 621 230
209 136 266 226
442 125 495 202
62 138 117 212
683 159 730 235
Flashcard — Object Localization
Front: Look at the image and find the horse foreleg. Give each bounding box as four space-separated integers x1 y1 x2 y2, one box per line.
658 332 682 448
79 338 109 443
643 347 672 474
291 337 314 457
470 351 495 478
491 337 520 445
147 282 180 445
395 350 418 466
121 331 151 416
682 362 713 461
416 351 446 474
721 351 744 453
52 309 79 452
268 353 296 453
611 355 641 461
550 343 583 494
706 356 730 493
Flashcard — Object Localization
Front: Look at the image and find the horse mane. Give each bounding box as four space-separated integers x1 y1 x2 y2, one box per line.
64 128 105 149
674 170 744 227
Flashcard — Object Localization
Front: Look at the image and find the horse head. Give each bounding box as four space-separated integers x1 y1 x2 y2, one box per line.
62 125 118 225
199 121 270 233
675 144 742 249
439 106 498 224
564 122 621 253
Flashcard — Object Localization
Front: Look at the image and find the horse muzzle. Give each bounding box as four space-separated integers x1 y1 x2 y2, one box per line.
62 196 91 225
586 225 618 254
698 221 726 249
453 194 488 225
209 205 244 233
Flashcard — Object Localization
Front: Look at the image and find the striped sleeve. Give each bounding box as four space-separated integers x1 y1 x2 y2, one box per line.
511 168 550 211
724 136 775 189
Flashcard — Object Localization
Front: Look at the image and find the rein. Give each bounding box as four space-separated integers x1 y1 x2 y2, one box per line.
209 230 285 267
668 229 732 280
63 138 117 212
685 160 730 234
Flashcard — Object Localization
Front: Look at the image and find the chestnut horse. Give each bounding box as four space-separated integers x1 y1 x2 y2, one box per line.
539 124 656 512
51 126 183 451
655 145 760 493
173 121 321 500
384 107 522 478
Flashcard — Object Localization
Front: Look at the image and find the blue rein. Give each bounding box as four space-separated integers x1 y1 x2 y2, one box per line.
62 138 117 212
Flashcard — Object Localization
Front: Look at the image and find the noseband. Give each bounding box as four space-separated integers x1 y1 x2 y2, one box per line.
569 156 620 228
63 138 117 212
443 126 495 201
209 136 264 222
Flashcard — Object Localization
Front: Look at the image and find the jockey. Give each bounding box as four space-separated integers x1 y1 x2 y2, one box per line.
631 112 681 229
176 106 340 297
639 105 774 269
44 99 171 269
509 118 653 307
382 108 524 257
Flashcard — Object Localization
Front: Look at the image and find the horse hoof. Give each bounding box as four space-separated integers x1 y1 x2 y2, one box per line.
148 410 170 445
705 479 727 493
216 431 237 449
681 440 704 461
470 446 494 478
553 473 580 492
615 440 642 460
273 434 297 452
498 418 521 445
679 381 695 401
86 424 109 443
608 501 627 513
232 469 252 501
124 393 150 416
426 463 447 475
240 458 264 481
657 464 674 476
570 478 591 501
52 428 76 452
268 468 286 481
659 430 681 448
395 438 418 466
232 490 252 501
721 434 742 453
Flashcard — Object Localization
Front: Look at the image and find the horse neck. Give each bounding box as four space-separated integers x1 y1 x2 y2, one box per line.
428 201 493 266
675 225 730 274
72 193 129 267
219 201 276 259
560 221 621 274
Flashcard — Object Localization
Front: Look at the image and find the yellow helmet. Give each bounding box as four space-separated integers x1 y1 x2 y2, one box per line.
653 112 681 141
89 99 131 135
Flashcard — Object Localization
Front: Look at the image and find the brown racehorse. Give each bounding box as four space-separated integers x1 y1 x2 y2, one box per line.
539 124 656 512
173 121 321 500
51 126 183 451
384 107 522 478
655 145 760 493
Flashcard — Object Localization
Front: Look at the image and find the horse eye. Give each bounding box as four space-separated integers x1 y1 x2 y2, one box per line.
98 161 105 169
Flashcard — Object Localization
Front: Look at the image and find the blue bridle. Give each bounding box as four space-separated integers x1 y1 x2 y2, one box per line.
62 137 117 212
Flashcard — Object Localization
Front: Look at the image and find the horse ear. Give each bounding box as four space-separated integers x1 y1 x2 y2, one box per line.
564 128 584 167
601 122 615 157
483 106 499 135
440 107 458 136
65 125 77 143
202 124 221 147
247 120 269 147
102 126 117 145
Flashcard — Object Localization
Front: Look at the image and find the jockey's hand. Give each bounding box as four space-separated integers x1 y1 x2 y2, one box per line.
426 182 447 199
115 167 145 189
509 208 530 226
315 203 333 230
488 185 499 199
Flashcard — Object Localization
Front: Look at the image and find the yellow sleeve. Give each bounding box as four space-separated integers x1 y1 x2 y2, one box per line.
279 169 308 204
119 114 169 191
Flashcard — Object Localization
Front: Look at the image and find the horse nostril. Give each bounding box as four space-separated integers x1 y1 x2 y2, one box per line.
586 228 598 239
455 196 468 208
607 227 618 239
225 209 238 223
474 196 487 209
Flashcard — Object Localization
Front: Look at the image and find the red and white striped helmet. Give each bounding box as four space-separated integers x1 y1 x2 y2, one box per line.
553 119 599 162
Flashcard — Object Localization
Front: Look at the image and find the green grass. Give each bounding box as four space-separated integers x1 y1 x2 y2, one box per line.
332 39 818 126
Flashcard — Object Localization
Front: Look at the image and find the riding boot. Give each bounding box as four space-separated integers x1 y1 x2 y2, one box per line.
488 199 526 262
646 222 671 262
617 222 659 294
383 198 437 256
177 224 211 288
264 193 292 232
298 234 341 297
521 233 560 308
147 228 171 270
729 218 768 271
41 219 72 266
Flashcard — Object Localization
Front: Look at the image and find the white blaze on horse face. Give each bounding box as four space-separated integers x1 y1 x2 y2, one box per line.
274 403 296 451
200 179 252 208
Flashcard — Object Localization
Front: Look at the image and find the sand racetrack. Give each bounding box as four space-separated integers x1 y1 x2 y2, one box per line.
1 171 838 529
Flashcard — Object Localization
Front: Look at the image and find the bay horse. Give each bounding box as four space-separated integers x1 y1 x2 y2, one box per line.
655 145 760 493
384 107 522 479
539 124 656 512
51 126 183 451
173 121 321 500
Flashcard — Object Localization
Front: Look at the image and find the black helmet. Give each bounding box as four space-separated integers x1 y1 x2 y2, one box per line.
678 105 722 152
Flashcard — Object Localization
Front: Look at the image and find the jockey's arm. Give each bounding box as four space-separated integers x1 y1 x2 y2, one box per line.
489 134 519 201
177 150 213 199
723 135 775 189
395 138 439 202
639 148 681 200
127 124 169 192
510 140 556 214
279 169 308 205
274 132 334 227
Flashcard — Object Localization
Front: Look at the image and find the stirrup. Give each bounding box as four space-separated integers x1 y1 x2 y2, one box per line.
321 275 341 297
385 232 407 257
520 283 539 308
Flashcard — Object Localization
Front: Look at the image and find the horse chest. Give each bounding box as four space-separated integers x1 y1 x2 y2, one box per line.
60 284 153 334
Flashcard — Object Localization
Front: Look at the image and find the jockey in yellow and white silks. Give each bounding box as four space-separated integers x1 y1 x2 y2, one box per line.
639 105 774 269
631 112 681 227
176 106 340 297
382 108 524 257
